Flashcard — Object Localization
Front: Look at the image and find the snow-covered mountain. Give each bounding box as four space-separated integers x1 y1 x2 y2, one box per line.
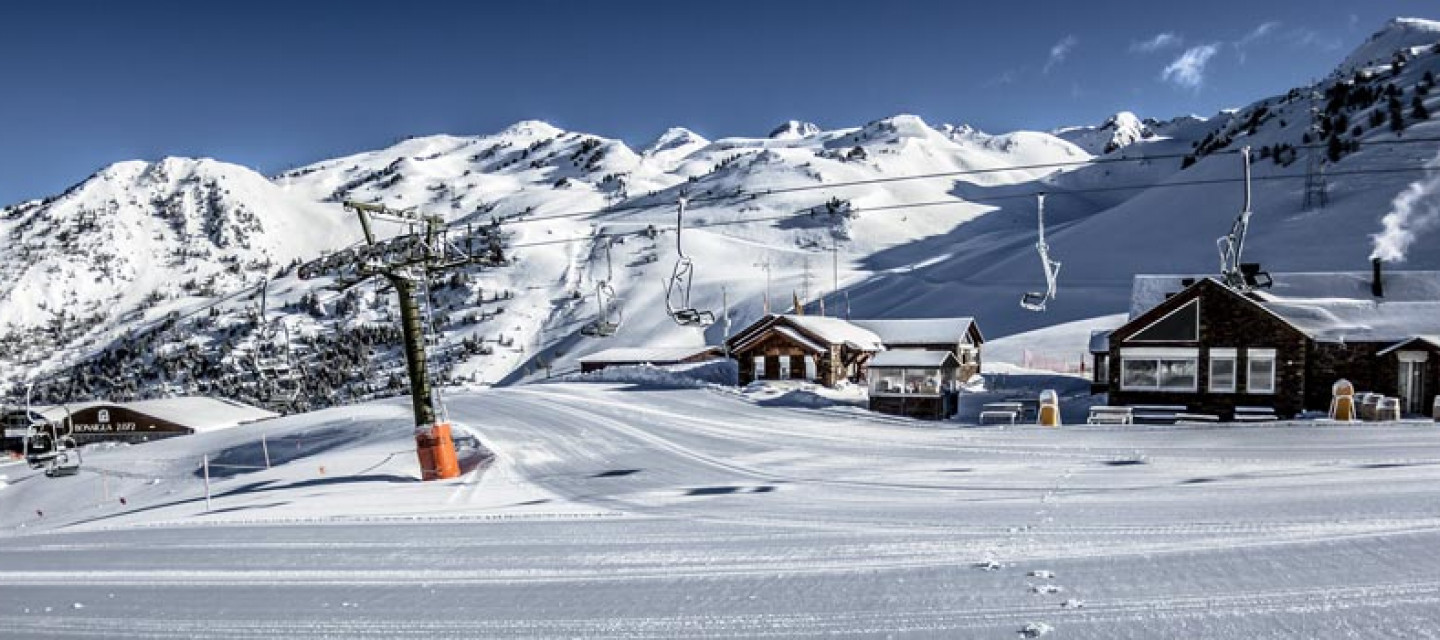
5 17 1440 411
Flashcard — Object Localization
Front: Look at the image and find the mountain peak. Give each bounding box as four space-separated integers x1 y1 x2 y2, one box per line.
1338 17 1440 76
642 127 709 157
499 119 564 139
767 120 821 139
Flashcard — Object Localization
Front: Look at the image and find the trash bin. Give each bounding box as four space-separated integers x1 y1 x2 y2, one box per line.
1038 390 1060 427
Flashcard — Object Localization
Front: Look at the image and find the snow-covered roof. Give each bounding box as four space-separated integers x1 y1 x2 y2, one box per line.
779 315 885 351
34 397 276 433
1089 330 1111 353
1377 335 1440 356
868 350 958 368
1131 271 1440 343
580 346 721 364
772 326 827 354
851 318 979 345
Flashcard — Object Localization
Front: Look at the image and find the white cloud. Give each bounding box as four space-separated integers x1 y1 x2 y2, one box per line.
1161 44 1220 90
1236 21 1281 47
1130 32 1183 53
1043 35 1079 74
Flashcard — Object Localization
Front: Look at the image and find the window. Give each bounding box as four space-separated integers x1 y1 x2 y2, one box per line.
1094 354 1109 383
872 369 905 395
1209 348 1236 393
1119 348 1199 392
804 356 817 381
778 356 792 380
1246 348 1276 394
752 356 765 380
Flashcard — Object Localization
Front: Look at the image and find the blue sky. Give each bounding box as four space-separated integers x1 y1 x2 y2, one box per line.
0 0 1434 204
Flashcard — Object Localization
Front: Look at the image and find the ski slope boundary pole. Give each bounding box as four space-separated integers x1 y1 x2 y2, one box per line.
202 454 212 512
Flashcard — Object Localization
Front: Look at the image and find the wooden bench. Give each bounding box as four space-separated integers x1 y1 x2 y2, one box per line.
1087 406 1133 425
1233 406 1279 422
1131 404 1188 425
979 402 1023 425
1175 413 1221 424
1003 397 1040 420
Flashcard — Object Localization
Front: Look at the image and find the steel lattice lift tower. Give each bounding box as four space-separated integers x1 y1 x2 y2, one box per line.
299 201 503 480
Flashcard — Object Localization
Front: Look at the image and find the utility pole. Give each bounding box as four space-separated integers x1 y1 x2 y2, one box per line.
753 257 773 314
1302 91 1329 210
831 243 839 314
298 201 504 481
799 256 814 310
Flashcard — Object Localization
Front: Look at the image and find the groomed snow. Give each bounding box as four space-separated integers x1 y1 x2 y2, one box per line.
5 383 1440 638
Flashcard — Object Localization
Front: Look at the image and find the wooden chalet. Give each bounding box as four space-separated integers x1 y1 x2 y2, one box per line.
1093 262 1440 420
726 314 984 420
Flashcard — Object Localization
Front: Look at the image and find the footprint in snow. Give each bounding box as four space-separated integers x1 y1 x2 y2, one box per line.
1020 622 1053 638
1030 584 1064 595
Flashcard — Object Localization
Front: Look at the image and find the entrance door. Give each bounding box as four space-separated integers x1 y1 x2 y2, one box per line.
1398 351 1429 415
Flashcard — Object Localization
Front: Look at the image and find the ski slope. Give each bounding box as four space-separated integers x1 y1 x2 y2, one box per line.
5 382 1440 638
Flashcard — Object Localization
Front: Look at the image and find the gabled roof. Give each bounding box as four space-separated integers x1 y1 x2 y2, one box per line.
851 317 982 345
1377 335 1440 356
868 350 959 368
31 397 276 433
1130 270 1440 343
580 346 721 364
771 315 885 351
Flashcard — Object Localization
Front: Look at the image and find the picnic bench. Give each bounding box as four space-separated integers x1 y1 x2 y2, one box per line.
1130 404 1188 425
1086 406 1133 425
979 402 1023 425
1233 406 1279 422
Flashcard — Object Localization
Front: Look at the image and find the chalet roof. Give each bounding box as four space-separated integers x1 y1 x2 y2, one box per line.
868 350 959 368
778 315 885 351
851 318 981 345
772 326 828 354
580 346 721 364
1131 271 1440 343
1089 330 1111 353
1376 335 1440 356
33 397 276 433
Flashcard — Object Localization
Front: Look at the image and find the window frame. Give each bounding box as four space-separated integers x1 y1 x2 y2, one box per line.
1208 348 1237 393
1246 348 1276 395
1119 348 1200 393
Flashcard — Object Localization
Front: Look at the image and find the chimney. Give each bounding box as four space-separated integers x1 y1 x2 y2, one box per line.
1372 258 1384 298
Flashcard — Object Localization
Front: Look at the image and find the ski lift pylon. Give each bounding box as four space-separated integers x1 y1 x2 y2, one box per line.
662 196 715 327
1020 193 1061 312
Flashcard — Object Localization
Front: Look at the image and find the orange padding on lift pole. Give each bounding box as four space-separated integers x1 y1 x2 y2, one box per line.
416 422 461 481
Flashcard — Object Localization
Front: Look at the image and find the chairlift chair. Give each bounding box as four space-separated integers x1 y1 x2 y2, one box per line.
584 239 623 336
1020 193 1061 312
22 407 81 478
662 196 716 327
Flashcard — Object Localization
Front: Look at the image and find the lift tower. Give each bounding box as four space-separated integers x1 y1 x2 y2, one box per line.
299 201 503 480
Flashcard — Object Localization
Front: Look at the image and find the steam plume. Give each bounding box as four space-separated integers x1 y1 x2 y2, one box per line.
1371 151 1440 262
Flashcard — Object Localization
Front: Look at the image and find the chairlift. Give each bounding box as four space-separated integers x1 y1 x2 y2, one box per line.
662 196 715 327
21 405 81 478
1020 193 1061 312
583 239 623 337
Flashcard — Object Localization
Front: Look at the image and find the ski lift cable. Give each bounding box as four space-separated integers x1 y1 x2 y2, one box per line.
501 164 1440 252
470 134 1440 230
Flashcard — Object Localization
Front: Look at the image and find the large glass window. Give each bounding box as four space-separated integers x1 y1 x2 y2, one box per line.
872 369 905 395
752 356 765 380
1120 350 1198 392
804 356 817 381
1247 349 1276 394
778 356 792 379
1209 349 1236 393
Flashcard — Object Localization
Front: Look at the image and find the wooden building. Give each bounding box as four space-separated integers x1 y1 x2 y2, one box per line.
578 346 725 373
1095 265 1440 420
726 314 984 420
2 397 276 451
866 350 962 419
726 315 885 387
